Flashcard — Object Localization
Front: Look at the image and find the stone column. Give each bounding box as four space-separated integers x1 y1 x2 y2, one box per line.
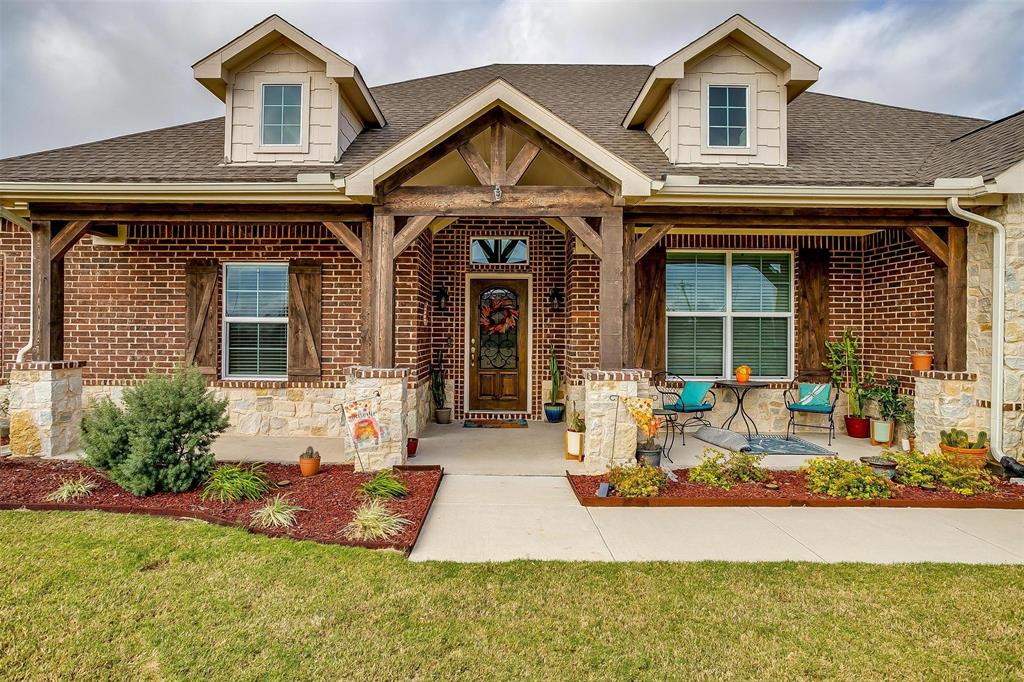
7 361 86 458
582 368 650 472
344 366 408 470
913 370 979 452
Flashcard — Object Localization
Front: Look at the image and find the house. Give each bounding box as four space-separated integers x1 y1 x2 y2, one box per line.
1 14 1022 471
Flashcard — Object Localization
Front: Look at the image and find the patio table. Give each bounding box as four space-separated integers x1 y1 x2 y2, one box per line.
714 380 772 438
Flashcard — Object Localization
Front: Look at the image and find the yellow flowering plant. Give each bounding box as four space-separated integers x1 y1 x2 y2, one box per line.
622 397 664 450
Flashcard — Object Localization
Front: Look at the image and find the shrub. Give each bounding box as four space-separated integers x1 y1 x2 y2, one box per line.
939 466 996 497
608 462 668 498
250 495 306 529
82 367 229 497
802 457 891 500
891 449 997 496
689 448 767 489
358 470 408 499
344 498 411 540
45 475 98 503
202 463 273 503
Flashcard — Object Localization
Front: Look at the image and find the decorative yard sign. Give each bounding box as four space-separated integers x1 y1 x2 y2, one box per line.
343 399 386 448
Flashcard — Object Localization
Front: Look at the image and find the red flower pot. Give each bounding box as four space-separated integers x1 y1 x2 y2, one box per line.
407 438 419 457
844 415 870 439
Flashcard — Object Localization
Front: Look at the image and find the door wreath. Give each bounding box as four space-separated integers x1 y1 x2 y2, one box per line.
480 296 519 334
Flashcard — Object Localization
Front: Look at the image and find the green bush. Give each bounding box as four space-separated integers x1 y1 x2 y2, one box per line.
891 449 997 496
689 448 767 489
202 463 273 503
358 470 408 499
344 498 410 540
608 462 668 498
82 367 229 497
938 465 996 496
802 457 891 500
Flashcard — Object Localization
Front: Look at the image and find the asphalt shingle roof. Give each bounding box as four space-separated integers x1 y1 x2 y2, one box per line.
0 63 1009 187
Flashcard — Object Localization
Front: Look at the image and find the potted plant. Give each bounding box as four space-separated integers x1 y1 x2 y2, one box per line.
910 351 933 372
544 345 565 423
431 350 452 424
623 397 664 467
299 446 321 477
824 329 872 439
939 429 989 469
565 401 585 461
865 377 906 447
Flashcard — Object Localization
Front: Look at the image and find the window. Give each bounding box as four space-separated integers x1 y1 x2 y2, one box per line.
470 238 528 264
223 264 288 379
666 252 792 379
261 84 302 146
707 85 748 147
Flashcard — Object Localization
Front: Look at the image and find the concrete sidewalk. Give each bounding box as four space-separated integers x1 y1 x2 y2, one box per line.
409 474 1024 563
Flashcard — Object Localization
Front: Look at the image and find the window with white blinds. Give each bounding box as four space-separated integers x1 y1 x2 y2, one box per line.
666 251 792 379
223 263 289 379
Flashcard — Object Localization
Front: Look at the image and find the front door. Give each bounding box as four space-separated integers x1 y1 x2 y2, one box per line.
468 278 529 412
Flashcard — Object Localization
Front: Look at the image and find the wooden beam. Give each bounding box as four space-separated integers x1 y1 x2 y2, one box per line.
631 224 671 264
457 142 492 185
906 226 949 266
560 216 604 258
380 186 613 217
49 220 92 261
622 223 636 369
323 221 362 259
945 226 967 371
599 211 625 369
369 213 396 367
30 221 63 362
505 141 540 184
497 110 620 198
30 203 370 224
490 122 506 186
393 216 434 257
359 220 374 366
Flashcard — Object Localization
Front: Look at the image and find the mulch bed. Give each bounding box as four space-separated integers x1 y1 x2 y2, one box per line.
568 469 1024 508
0 459 443 552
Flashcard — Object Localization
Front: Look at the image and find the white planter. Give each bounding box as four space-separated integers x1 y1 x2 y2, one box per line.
566 431 584 456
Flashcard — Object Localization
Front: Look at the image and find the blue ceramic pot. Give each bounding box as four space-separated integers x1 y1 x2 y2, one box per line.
544 403 566 423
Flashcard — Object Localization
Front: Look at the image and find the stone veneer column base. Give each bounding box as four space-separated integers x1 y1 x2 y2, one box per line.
582 369 651 472
8 361 86 458
346 367 409 470
914 371 978 452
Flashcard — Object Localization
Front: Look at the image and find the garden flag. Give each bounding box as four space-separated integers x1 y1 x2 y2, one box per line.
343 399 385 448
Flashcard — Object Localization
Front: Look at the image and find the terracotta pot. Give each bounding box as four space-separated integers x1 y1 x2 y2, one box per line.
911 352 934 372
844 415 870 439
939 443 989 469
299 456 321 477
407 438 419 457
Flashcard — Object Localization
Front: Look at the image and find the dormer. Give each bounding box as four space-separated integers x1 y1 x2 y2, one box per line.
625 15 819 167
192 15 385 165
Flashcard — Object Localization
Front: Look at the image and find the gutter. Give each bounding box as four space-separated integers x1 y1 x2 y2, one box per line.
945 197 1006 462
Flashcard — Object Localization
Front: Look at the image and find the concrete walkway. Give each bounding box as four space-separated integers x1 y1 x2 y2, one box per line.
409 474 1024 564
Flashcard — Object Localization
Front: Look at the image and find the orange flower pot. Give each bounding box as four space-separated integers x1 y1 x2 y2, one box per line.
299 456 321 477
939 443 989 469
911 352 934 372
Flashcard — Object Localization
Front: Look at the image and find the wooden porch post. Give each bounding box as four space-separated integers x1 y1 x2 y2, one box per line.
359 220 374 365
30 220 64 362
599 210 625 369
622 222 635 369
368 213 395 367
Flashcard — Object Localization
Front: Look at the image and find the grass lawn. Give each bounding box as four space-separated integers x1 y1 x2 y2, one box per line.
1 511 1022 681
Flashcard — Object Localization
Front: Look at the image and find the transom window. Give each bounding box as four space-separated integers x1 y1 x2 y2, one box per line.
223 264 288 379
708 85 748 147
261 84 302 146
471 238 528 264
666 251 792 379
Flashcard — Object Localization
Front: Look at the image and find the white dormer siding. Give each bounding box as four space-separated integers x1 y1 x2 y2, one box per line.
226 46 362 164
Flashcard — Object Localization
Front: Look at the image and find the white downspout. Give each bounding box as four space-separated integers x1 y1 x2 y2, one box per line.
945 197 1006 461
15 226 34 363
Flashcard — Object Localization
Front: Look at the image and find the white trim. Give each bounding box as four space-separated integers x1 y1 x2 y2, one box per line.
701 78 757 155
463 273 533 415
221 261 289 381
665 249 794 381
254 77 311 154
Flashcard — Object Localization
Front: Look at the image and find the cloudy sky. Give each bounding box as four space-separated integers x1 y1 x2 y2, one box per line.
1 0 1022 158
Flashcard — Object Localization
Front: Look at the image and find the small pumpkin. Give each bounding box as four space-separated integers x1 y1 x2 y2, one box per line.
735 365 752 383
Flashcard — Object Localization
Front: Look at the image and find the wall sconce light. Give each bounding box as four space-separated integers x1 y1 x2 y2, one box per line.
547 285 564 310
434 285 450 311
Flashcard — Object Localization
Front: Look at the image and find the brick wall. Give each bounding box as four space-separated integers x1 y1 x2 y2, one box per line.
565 236 600 385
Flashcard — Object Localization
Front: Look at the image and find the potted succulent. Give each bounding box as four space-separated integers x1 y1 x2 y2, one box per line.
623 397 664 467
299 446 321 477
865 377 906 447
910 351 934 372
431 350 452 424
565 401 586 461
824 329 872 439
544 345 565 423
939 428 989 469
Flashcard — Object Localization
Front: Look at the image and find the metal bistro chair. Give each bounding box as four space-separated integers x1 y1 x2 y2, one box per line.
652 372 716 449
784 372 839 446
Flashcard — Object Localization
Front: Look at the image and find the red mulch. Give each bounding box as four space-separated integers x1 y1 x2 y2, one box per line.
0 459 442 552
568 469 1024 508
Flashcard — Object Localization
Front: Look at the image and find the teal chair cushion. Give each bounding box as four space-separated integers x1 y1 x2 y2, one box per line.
787 403 833 414
674 381 713 410
666 401 713 414
797 383 831 407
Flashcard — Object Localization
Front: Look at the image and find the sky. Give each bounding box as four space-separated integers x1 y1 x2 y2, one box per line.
1 0 1023 159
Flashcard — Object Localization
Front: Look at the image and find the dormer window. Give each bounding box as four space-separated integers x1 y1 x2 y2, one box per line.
707 85 748 147
261 83 303 146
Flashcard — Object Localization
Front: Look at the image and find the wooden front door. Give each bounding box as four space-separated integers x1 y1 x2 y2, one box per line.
468 279 529 411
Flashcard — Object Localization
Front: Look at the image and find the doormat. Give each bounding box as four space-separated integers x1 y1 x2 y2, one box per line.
463 419 529 429
744 434 836 456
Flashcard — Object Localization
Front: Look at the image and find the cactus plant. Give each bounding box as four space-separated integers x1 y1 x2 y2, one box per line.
940 428 987 449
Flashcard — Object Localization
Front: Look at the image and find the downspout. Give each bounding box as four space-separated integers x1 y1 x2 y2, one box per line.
945 197 1006 461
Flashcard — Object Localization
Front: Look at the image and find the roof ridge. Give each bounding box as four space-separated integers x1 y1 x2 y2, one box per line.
371 62 652 90
800 90 989 124
946 106 1024 142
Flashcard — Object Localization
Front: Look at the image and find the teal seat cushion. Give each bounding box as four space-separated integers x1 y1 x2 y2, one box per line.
666 402 713 413
673 381 713 410
787 402 833 414
797 382 831 407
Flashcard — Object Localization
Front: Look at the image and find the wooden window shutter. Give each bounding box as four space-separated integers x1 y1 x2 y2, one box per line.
634 245 666 372
185 259 219 376
288 259 322 380
796 248 830 378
